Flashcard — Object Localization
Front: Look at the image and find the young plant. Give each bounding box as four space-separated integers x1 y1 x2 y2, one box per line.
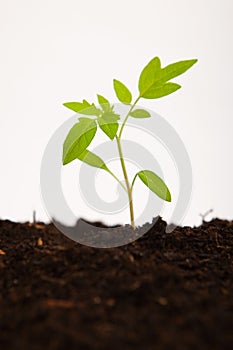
62 56 197 229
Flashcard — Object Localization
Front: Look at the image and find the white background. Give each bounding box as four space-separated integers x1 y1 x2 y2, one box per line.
0 0 233 226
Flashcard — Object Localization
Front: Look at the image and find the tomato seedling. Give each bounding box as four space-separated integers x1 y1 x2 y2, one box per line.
62 56 197 229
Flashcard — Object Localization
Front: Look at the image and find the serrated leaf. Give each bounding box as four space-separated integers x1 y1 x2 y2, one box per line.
63 118 97 165
97 116 119 140
129 109 151 118
97 94 111 112
63 100 101 116
77 149 110 172
138 57 161 96
142 82 181 99
113 79 132 104
136 170 171 201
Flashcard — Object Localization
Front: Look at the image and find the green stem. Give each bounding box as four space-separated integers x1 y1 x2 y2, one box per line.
115 95 141 229
116 135 135 229
131 173 138 192
108 169 127 192
118 96 140 139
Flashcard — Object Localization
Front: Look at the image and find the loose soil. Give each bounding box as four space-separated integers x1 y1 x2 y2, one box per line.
0 217 232 350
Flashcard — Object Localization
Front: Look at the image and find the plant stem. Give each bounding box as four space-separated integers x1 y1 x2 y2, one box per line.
118 96 140 139
131 173 137 192
108 169 127 192
115 96 141 229
116 135 135 229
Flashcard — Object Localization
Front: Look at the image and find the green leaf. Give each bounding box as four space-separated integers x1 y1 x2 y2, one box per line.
63 118 97 165
97 94 111 112
160 59 198 82
63 100 101 116
113 79 132 104
77 149 110 172
135 170 171 201
129 109 151 118
142 82 181 99
98 121 118 140
97 94 109 105
138 57 161 96
101 111 120 122
97 111 120 140
138 56 197 99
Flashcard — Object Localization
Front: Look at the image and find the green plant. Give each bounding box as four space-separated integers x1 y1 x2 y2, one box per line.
62 56 197 229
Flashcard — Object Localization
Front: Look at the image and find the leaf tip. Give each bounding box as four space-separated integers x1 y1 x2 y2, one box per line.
62 156 68 165
189 58 198 68
113 79 119 89
166 190 172 202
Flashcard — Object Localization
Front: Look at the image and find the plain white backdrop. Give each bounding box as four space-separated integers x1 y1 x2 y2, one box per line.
0 0 233 226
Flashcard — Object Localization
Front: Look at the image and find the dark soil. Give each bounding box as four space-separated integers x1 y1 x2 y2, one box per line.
0 217 232 350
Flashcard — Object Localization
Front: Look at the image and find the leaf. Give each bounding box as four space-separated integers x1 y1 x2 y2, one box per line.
63 100 101 116
63 118 97 165
129 109 151 118
160 59 198 83
97 94 111 112
142 82 181 99
101 111 120 122
138 56 197 99
97 111 120 140
98 121 119 140
113 79 132 104
138 57 161 96
77 149 110 172
136 170 171 201
97 94 109 105
97 117 119 140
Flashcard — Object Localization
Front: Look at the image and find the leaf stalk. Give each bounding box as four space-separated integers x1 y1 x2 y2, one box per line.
118 96 140 139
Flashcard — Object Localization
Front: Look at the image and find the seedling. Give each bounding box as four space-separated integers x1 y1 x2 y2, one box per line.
62 56 197 229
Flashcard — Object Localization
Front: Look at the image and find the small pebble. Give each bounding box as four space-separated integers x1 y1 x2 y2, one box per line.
129 254 134 263
35 224 44 230
93 296 101 304
157 297 168 306
37 237 43 246
106 298 116 307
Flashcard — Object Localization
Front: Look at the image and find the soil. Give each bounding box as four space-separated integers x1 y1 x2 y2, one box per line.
0 217 232 350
